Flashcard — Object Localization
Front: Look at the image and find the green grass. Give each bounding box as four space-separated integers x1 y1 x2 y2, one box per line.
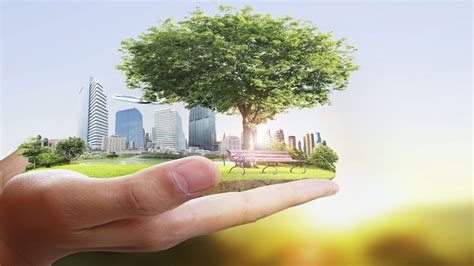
35 162 335 180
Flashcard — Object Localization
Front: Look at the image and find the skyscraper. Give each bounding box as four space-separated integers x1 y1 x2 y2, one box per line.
115 108 144 149
188 106 217 151
288 136 296 149
77 76 109 149
274 129 285 143
304 133 315 155
315 132 322 144
303 135 307 154
152 108 186 150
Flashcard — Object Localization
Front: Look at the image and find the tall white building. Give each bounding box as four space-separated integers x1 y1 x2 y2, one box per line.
78 76 109 149
219 134 241 154
102 135 126 153
152 108 186 150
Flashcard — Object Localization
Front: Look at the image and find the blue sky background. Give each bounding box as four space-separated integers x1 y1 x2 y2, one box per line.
1 1 471 225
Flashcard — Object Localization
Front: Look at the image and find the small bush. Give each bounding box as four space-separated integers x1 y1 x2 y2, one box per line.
308 144 339 172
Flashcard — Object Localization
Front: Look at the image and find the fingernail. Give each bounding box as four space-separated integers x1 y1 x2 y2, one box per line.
172 158 219 194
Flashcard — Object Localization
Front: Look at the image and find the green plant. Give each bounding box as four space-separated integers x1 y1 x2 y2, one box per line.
18 135 49 169
117 6 358 151
271 141 288 151
55 137 87 163
106 152 119 158
289 148 307 162
38 150 65 168
309 144 339 172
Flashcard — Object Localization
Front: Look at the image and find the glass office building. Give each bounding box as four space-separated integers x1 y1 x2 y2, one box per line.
115 108 144 149
152 109 186 150
188 106 217 151
77 76 109 149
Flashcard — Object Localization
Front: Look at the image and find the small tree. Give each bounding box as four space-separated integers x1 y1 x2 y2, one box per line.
117 6 358 153
38 149 64 168
18 136 49 169
309 144 339 172
55 137 87 163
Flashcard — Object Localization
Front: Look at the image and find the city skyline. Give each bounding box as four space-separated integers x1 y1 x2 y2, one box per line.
111 101 323 152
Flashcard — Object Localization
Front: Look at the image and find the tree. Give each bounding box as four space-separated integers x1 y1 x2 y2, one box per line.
309 144 339 172
18 136 49 169
55 137 87 163
38 150 64 168
117 6 358 151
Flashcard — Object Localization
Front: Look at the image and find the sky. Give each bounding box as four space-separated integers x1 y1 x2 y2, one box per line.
1 1 472 226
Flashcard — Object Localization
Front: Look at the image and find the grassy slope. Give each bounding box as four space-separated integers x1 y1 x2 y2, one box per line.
35 163 335 180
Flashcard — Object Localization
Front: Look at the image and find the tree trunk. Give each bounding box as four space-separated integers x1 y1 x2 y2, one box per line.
241 112 256 168
241 115 254 151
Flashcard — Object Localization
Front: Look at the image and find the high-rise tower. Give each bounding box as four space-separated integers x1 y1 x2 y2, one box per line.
188 106 217 151
152 108 186 150
78 76 109 149
115 108 144 149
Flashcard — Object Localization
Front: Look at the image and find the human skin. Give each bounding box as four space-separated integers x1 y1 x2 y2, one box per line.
0 156 339 265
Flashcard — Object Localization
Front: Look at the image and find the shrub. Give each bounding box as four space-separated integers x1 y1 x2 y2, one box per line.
106 152 119 158
38 150 66 168
271 141 288 151
289 148 307 162
309 144 339 172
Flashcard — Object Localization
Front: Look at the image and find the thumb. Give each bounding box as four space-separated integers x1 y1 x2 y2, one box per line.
63 156 220 227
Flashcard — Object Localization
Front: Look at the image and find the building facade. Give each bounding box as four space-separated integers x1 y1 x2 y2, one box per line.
219 134 241 154
304 133 316 155
188 106 217 151
274 129 285 143
152 109 186 150
102 135 126 152
288 136 296 149
78 76 109 149
115 108 144 149
315 132 322 144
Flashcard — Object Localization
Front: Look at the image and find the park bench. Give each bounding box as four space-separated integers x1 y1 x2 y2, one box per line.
227 149 306 175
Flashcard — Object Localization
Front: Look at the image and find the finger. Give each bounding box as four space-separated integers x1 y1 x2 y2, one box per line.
77 179 338 251
55 156 220 227
168 179 339 239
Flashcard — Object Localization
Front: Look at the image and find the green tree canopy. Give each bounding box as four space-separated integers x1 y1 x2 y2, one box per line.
38 150 64 168
55 137 87 162
309 144 339 172
118 6 358 150
18 135 49 169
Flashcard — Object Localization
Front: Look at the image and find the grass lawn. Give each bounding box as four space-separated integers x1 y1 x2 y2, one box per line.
35 161 335 180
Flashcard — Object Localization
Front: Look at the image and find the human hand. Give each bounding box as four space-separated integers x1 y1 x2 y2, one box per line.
0 156 339 265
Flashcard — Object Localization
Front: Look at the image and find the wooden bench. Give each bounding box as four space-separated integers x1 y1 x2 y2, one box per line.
227 149 306 175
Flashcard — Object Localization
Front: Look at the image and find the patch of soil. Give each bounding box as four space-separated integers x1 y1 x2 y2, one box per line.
209 179 305 194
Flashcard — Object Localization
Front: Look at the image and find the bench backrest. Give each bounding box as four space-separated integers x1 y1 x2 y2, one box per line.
227 149 295 162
